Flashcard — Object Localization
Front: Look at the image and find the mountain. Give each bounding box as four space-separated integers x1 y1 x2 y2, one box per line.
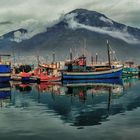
0 9 140 62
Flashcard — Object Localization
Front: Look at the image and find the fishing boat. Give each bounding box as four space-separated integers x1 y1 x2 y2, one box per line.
123 61 139 77
34 64 61 83
0 55 11 82
62 40 123 80
32 54 61 83
123 67 139 77
11 64 37 83
62 67 122 80
11 72 37 83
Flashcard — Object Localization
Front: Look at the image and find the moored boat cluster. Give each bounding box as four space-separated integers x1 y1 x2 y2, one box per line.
0 41 139 83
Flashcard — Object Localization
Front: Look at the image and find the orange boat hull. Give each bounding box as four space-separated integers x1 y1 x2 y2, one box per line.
39 76 61 82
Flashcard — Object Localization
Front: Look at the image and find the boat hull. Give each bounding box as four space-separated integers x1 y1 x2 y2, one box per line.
11 75 37 83
21 77 37 83
0 65 11 82
123 67 139 77
62 68 122 80
38 76 61 83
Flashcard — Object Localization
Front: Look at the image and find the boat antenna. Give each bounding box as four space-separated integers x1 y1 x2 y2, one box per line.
52 51 55 63
70 48 72 61
96 53 98 64
12 46 16 64
107 40 111 68
37 55 40 66
84 38 86 56
46 55 48 63
91 55 94 65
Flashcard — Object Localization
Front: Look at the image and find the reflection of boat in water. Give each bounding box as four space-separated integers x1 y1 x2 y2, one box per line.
0 82 11 107
35 79 123 97
0 82 11 98
36 82 62 94
63 79 123 95
28 81 124 126
62 78 123 85
65 82 123 95
12 82 32 92
63 80 123 104
122 77 139 89
10 77 140 127
9 76 140 128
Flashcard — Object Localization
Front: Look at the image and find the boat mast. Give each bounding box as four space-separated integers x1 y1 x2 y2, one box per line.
84 38 86 56
96 53 98 64
37 55 40 66
70 48 72 61
52 51 55 63
68 48 73 72
107 40 111 68
12 46 16 64
91 56 94 65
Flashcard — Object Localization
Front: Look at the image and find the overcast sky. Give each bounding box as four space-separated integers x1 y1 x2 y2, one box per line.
0 0 140 35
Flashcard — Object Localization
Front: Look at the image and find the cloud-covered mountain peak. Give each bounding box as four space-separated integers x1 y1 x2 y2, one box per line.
1 8 140 45
66 8 114 27
61 8 140 44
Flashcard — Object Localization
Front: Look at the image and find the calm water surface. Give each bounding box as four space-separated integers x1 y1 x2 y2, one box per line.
0 78 140 140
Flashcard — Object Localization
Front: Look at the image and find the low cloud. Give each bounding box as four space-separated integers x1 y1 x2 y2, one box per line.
0 0 93 35
0 0 140 36
0 21 12 25
65 13 140 44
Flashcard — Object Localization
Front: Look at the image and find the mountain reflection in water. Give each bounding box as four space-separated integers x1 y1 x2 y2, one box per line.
0 78 140 140
0 78 137 126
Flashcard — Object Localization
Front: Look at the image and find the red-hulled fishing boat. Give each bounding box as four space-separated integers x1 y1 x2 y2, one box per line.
11 64 38 83
34 64 61 83
11 72 37 83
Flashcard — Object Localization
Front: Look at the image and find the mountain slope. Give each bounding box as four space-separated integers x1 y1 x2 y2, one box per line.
0 9 140 62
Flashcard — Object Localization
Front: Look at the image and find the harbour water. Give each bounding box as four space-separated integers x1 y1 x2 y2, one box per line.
0 78 140 140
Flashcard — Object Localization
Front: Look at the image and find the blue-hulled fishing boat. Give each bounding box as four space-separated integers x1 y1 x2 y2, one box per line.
62 40 123 80
0 55 11 82
62 67 122 80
